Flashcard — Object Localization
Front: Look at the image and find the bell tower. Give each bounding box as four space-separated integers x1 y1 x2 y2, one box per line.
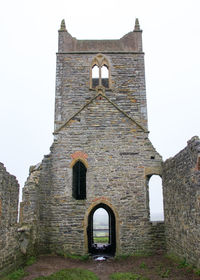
22 19 162 256
54 19 148 134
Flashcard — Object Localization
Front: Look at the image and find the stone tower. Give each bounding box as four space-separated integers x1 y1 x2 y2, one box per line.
21 19 162 256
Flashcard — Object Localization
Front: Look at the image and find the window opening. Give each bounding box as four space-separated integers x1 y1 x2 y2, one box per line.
101 65 109 88
149 175 164 221
91 55 110 89
92 65 99 88
72 161 87 200
93 208 109 245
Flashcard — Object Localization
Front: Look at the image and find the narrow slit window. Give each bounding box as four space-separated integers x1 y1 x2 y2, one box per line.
72 161 87 200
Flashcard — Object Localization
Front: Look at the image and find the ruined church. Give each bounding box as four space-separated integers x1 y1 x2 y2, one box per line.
0 19 199 274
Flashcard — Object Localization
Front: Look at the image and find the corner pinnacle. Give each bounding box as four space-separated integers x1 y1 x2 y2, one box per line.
134 18 140 31
60 19 66 31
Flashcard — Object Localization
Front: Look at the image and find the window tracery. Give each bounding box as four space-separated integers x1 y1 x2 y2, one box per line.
90 54 110 89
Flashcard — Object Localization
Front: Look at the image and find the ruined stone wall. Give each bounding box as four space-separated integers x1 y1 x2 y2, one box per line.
20 155 52 255
0 163 23 275
163 136 200 268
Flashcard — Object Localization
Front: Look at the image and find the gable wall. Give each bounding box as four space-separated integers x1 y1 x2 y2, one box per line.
48 96 162 255
55 52 147 131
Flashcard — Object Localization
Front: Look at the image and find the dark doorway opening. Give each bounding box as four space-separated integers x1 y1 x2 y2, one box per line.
87 203 116 256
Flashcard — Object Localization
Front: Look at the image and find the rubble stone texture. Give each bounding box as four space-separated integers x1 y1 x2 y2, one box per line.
21 19 163 256
163 136 200 268
0 163 22 275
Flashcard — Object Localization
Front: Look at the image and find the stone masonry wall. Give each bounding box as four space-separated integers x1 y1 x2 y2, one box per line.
21 22 164 257
55 53 148 132
48 94 162 255
51 24 162 255
150 222 165 254
22 96 163 256
20 154 52 255
163 136 200 268
0 163 23 275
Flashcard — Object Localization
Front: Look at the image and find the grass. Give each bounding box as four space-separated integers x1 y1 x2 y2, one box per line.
139 262 148 269
156 264 171 278
1 256 37 280
109 272 150 280
56 250 89 260
26 256 37 266
115 254 131 260
93 236 108 243
64 254 89 261
34 268 99 280
177 258 189 268
195 269 200 276
1 269 27 280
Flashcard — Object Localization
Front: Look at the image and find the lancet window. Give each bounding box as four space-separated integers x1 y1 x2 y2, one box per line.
72 160 87 200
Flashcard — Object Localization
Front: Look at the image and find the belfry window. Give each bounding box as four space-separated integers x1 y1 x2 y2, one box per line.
72 161 87 200
92 65 99 88
91 54 110 89
101 65 109 88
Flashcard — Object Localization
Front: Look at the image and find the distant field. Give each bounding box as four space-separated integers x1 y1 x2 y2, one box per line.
93 228 108 236
93 236 108 243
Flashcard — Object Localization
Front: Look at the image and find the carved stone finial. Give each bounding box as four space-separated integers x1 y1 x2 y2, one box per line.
134 18 140 31
60 19 66 31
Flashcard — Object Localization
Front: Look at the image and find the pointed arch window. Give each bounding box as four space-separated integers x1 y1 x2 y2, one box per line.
91 54 110 89
72 161 87 200
92 65 99 88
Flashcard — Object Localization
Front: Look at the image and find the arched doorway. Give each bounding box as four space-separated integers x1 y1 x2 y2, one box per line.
87 203 116 256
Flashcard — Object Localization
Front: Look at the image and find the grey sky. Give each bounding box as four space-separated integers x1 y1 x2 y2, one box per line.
0 0 200 210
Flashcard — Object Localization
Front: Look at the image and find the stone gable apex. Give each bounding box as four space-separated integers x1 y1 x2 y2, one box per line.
54 91 147 134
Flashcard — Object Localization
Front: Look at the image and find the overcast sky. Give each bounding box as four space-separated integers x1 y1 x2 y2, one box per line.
0 0 200 214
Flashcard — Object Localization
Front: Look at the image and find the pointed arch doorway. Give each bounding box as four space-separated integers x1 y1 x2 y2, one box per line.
87 203 116 256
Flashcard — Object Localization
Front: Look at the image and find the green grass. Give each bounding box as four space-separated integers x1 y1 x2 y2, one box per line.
93 236 108 243
177 258 189 268
109 272 150 280
139 262 148 269
156 265 171 278
114 254 131 260
26 256 37 266
34 268 99 280
195 269 200 276
56 250 89 260
2 269 27 280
